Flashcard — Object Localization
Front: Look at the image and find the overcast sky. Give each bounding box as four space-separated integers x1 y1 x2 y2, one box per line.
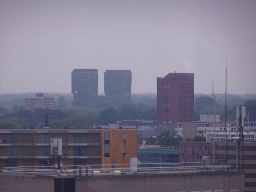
1 0 256 95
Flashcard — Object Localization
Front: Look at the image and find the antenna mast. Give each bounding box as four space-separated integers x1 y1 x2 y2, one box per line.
225 55 227 138
212 79 216 139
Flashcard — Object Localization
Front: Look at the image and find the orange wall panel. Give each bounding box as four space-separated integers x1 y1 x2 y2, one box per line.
126 130 138 158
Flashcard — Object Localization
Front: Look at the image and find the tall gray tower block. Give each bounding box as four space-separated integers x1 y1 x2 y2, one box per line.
104 70 132 102
72 69 98 107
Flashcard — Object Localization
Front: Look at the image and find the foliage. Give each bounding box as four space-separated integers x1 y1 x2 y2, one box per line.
0 117 29 129
57 96 68 109
146 131 183 147
185 135 206 142
0 107 9 115
49 113 98 128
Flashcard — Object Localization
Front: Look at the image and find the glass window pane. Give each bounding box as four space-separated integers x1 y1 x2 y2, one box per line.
12 147 18 157
80 146 87 156
80 134 86 143
104 145 110 153
12 134 18 143
5 147 12 156
6 135 12 143
104 132 110 140
73 146 79 156
40 134 46 143
73 134 80 143
39 147 45 156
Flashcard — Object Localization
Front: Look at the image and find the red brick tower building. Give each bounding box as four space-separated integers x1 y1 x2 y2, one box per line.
157 73 194 124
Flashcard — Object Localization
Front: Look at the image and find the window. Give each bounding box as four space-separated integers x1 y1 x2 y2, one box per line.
39 147 51 156
104 144 110 157
188 156 193 162
181 146 186 153
164 114 169 120
196 146 201 154
189 146 193 154
123 144 126 153
104 132 110 140
5 147 18 157
163 84 169 89
181 155 186 162
73 146 87 156
74 159 86 168
205 146 209 154
123 131 126 140
196 156 202 162
112 158 115 168
73 134 86 143
5 134 18 143
40 134 52 143
5 159 18 167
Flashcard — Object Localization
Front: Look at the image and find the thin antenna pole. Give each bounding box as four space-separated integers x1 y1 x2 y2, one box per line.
225 55 227 160
212 79 216 139
225 55 227 135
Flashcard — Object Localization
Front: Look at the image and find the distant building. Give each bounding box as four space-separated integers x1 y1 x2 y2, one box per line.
71 69 98 107
25 93 54 110
0 125 137 169
138 148 179 167
179 141 212 166
212 141 256 192
104 70 132 102
157 73 194 125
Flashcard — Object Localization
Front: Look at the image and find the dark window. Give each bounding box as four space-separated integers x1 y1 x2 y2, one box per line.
40 134 52 143
5 147 18 157
104 132 110 140
5 159 18 167
39 147 51 156
73 146 87 156
73 159 87 168
73 134 86 143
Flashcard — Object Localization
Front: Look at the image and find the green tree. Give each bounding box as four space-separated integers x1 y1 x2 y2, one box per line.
145 136 157 145
11 104 23 113
99 108 119 125
146 131 183 147
57 96 67 109
0 107 9 115
192 135 206 142
0 117 29 129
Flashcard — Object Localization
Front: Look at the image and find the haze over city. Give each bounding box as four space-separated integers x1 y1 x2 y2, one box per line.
1 0 256 95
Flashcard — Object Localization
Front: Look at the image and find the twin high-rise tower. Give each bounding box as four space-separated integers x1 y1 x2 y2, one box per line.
71 69 132 107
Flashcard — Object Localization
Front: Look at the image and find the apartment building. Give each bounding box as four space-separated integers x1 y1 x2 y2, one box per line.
157 73 194 124
25 93 54 110
0 126 137 169
179 142 212 166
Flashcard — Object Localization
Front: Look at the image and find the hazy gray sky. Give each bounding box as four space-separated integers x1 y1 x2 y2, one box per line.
1 0 256 95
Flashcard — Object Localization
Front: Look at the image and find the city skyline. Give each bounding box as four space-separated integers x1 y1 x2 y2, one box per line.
1 0 256 95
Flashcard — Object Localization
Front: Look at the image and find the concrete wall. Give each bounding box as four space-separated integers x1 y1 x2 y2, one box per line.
76 172 244 192
0 175 54 192
0 171 244 192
